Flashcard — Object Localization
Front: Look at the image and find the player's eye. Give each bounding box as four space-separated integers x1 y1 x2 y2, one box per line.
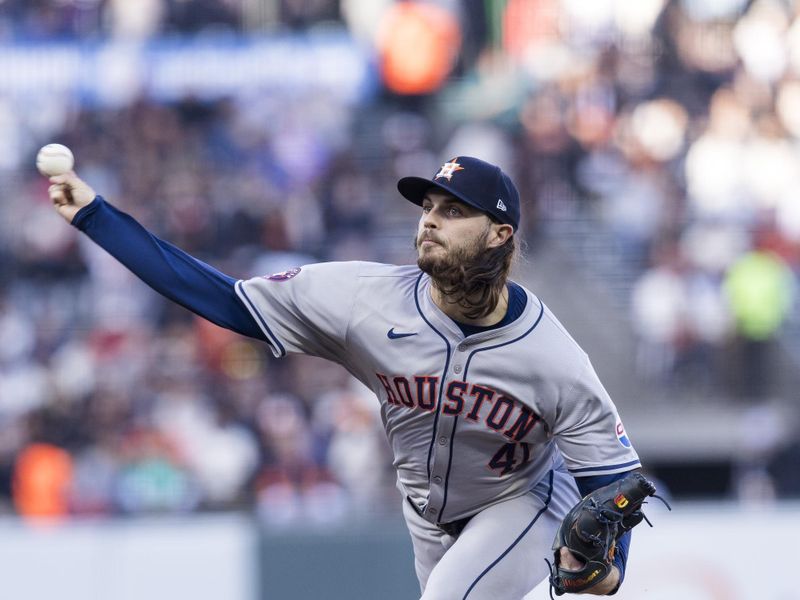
447 206 462 217
422 205 432 213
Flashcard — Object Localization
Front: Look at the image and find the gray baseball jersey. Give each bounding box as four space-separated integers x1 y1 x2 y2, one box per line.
236 261 640 528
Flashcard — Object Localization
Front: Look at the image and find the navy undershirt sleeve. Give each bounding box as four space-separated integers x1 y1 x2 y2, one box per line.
575 471 636 594
72 196 266 340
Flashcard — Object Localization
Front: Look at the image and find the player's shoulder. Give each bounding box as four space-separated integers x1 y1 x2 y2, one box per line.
297 261 418 279
298 260 420 277
516 286 591 363
349 262 422 299
286 262 420 295
355 262 420 279
243 261 419 292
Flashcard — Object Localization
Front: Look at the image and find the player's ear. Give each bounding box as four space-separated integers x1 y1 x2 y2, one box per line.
486 223 513 248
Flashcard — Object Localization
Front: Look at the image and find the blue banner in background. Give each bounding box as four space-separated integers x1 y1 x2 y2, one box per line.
0 32 376 106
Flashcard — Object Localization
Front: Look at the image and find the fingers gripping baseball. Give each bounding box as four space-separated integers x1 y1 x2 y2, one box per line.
48 172 96 223
36 144 95 223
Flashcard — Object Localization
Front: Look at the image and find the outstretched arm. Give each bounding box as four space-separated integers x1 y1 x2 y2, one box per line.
49 172 266 340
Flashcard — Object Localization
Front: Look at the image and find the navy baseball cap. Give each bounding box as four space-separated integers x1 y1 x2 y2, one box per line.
397 156 520 231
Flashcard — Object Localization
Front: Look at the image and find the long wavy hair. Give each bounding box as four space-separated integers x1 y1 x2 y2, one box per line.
417 231 516 320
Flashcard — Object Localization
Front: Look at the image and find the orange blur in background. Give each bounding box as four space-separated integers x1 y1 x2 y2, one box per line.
378 2 461 95
13 443 74 520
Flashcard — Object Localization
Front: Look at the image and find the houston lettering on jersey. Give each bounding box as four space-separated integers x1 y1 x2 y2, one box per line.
376 372 541 442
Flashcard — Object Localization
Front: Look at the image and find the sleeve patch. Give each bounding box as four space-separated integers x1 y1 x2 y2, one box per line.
264 267 301 281
616 421 631 448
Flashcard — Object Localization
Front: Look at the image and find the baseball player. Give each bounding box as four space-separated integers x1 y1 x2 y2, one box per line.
48 157 647 599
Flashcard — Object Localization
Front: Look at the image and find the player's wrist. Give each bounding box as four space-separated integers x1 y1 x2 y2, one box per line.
587 566 620 595
70 194 103 228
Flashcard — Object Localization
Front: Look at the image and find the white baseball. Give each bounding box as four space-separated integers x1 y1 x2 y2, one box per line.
36 143 74 177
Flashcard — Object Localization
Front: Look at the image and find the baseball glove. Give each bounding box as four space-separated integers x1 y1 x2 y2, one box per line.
547 472 665 596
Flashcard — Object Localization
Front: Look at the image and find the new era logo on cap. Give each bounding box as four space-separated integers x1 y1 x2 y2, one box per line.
397 156 521 230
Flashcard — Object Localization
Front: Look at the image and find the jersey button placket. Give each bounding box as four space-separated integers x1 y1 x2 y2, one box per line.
427 339 463 522
427 407 452 520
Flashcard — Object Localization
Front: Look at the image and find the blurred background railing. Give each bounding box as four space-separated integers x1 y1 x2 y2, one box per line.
1 1 800 598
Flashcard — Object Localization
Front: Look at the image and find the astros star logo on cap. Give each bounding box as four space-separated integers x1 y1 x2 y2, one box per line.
435 158 464 181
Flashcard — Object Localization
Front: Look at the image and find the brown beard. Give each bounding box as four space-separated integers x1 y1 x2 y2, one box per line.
415 230 515 320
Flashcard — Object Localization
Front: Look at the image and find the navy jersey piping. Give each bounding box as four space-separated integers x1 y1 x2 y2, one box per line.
463 299 545 374
438 415 459 520
569 459 641 475
236 281 287 357
414 272 452 481
462 469 555 599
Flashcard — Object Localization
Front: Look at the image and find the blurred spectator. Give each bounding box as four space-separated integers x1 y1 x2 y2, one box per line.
685 88 751 221
315 389 391 508
114 428 200 513
13 443 73 520
377 2 461 95
253 393 348 526
631 244 688 383
105 0 165 39
723 247 795 399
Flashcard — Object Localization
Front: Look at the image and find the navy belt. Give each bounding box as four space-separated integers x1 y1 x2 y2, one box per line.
407 497 472 537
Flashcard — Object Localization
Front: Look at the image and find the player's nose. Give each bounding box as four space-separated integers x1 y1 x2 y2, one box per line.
421 210 440 229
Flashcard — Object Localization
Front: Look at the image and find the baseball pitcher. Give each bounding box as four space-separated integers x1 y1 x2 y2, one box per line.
48 156 660 599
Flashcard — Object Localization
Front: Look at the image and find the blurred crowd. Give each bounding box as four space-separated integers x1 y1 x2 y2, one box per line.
0 0 341 39
0 91 426 522
2 0 800 521
495 0 800 402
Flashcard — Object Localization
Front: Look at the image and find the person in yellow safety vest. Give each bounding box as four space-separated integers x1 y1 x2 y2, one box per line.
724 249 795 398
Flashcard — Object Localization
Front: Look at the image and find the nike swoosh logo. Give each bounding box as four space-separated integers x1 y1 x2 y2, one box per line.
387 328 418 340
